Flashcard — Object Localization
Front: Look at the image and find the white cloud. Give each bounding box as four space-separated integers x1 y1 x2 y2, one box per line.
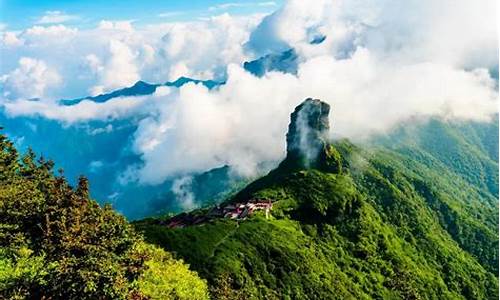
4 93 143 122
157 13 258 80
247 0 498 69
0 14 260 98
1 31 24 47
36 11 79 24
22 25 78 46
25 24 78 36
0 0 497 185
158 11 185 18
1 57 61 99
92 39 140 92
84 54 103 74
171 176 196 209
131 54 497 183
127 0 498 183
89 124 113 135
98 20 134 32
2 86 173 123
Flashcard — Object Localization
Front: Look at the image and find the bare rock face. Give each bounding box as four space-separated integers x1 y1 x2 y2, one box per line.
286 98 330 162
284 98 341 173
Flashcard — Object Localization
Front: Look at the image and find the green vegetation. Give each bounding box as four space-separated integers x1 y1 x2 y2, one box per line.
0 133 208 299
136 118 499 299
1 116 497 299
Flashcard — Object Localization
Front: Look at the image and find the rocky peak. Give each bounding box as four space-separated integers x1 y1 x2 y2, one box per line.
286 98 330 162
281 97 341 173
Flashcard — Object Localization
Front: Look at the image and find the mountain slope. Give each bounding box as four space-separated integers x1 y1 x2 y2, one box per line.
135 99 498 299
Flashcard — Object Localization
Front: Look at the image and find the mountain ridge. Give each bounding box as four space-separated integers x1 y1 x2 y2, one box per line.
61 76 223 106
135 98 499 299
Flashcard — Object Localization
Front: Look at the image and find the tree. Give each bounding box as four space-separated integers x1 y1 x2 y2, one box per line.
0 133 208 299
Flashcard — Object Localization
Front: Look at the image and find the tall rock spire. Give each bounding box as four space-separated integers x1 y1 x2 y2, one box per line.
286 98 330 162
284 98 341 173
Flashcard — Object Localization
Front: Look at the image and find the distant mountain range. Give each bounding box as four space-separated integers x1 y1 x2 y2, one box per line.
0 47 306 219
61 77 223 106
61 48 300 106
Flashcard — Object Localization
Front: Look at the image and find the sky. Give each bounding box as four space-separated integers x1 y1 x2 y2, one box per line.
0 0 498 186
0 0 282 30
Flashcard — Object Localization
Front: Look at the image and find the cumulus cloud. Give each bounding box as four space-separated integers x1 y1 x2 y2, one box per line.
156 13 258 81
131 55 497 183
36 11 79 24
23 25 78 47
247 0 335 55
98 20 134 32
87 39 140 94
0 14 259 99
128 0 498 183
1 25 79 49
247 0 498 69
24 24 78 37
0 0 497 186
1 57 61 99
1 31 24 47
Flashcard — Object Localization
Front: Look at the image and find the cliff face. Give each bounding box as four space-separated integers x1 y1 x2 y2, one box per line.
285 98 339 171
286 98 330 162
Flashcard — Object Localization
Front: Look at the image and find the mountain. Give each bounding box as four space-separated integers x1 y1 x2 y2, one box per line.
0 76 229 220
146 165 248 217
242 36 326 77
62 77 223 106
135 98 499 299
243 49 298 77
0 47 310 220
0 43 496 223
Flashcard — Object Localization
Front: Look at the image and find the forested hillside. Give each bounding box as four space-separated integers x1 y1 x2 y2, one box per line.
1 99 497 299
136 101 499 299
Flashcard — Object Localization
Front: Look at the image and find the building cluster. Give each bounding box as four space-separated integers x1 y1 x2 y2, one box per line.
162 199 273 229
213 199 273 220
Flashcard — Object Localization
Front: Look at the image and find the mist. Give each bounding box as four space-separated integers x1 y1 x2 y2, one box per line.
1 0 497 186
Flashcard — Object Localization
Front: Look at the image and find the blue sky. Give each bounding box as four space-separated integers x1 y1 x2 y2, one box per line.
0 0 283 30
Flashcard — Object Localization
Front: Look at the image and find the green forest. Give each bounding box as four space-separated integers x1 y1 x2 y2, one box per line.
1 116 498 299
136 118 499 299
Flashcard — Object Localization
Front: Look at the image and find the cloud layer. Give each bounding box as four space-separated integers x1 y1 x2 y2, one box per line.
1 0 498 185
1 14 260 98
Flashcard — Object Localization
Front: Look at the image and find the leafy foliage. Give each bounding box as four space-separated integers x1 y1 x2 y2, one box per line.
0 133 208 299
